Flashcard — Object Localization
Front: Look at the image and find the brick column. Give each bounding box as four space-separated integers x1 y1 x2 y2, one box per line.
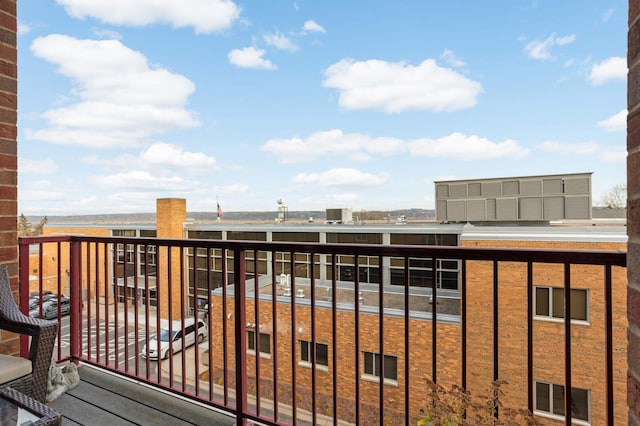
156 198 187 320
0 0 17 355
629 1 640 424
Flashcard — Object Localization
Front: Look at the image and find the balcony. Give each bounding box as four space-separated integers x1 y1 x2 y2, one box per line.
18 235 627 425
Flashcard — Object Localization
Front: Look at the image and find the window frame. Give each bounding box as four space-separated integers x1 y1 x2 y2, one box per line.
362 351 398 385
534 286 589 323
534 381 590 424
389 257 460 291
299 340 329 371
247 330 271 358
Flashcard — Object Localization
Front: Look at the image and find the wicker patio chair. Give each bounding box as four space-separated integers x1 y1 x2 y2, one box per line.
0 265 58 403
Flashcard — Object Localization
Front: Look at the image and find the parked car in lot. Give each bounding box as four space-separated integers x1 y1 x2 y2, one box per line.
29 290 53 298
29 292 57 307
29 296 71 320
142 318 207 360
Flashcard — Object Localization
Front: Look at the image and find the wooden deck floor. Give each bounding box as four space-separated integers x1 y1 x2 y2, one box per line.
49 366 236 426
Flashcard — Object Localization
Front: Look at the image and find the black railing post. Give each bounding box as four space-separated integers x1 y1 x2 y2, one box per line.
564 263 572 425
493 260 499 419
234 249 248 425
404 255 410 425
331 253 338 426
605 265 614 425
461 259 467 391
270 250 279 422
527 262 533 414
431 257 437 384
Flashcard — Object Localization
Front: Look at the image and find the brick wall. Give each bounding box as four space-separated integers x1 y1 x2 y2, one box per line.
209 237 627 425
629 1 640 424
0 0 17 356
465 239 627 425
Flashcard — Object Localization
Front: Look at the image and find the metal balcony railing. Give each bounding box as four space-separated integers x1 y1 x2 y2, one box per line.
19 235 627 425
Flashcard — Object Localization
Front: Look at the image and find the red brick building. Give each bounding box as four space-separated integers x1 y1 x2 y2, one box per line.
42 198 628 424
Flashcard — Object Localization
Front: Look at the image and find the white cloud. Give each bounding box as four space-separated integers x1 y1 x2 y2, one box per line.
292 168 388 187
262 129 406 163
56 0 240 34
440 49 465 67
263 130 527 163
91 170 198 191
19 158 59 174
295 193 360 210
138 143 218 174
89 142 218 175
537 140 600 155
602 8 614 22
597 109 627 132
19 180 68 202
303 20 325 33
537 140 626 164
602 150 626 164
210 183 250 196
524 33 576 60
27 35 199 148
588 57 627 85
408 133 529 160
17 21 31 35
322 58 482 113
228 47 276 69
263 32 299 51
92 28 123 40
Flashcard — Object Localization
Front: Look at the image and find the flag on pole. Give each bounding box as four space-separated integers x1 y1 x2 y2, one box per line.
217 200 223 218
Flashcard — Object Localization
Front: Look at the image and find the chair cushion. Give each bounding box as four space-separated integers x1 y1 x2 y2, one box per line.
0 354 31 384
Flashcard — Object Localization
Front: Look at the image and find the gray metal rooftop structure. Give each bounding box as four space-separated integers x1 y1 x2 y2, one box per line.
434 172 593 223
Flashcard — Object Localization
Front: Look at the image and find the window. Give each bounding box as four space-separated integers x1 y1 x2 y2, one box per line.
535 287 588 321
139 245 157 276
534 381 589 423
247 330 271 356
300 340 328 368
390 257 460 290
112 229 136 237
363 351 397 383
335 255 380 284
327 233 382 244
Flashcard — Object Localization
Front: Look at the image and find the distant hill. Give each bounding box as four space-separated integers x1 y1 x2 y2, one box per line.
33 209 437 225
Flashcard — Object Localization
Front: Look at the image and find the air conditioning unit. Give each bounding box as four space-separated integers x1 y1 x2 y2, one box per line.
296 288 305 298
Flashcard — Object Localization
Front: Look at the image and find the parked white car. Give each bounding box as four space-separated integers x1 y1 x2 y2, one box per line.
142 318 207 360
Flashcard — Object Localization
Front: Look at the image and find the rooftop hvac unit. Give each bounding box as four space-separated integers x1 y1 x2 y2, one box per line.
296 288 305 298
281 274 292 297
325 208 353 224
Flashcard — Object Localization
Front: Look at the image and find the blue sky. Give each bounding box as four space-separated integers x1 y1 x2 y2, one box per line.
18 1 627 216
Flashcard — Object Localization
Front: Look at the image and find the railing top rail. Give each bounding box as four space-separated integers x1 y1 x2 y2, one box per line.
19 235 73 244
19 235 627 267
